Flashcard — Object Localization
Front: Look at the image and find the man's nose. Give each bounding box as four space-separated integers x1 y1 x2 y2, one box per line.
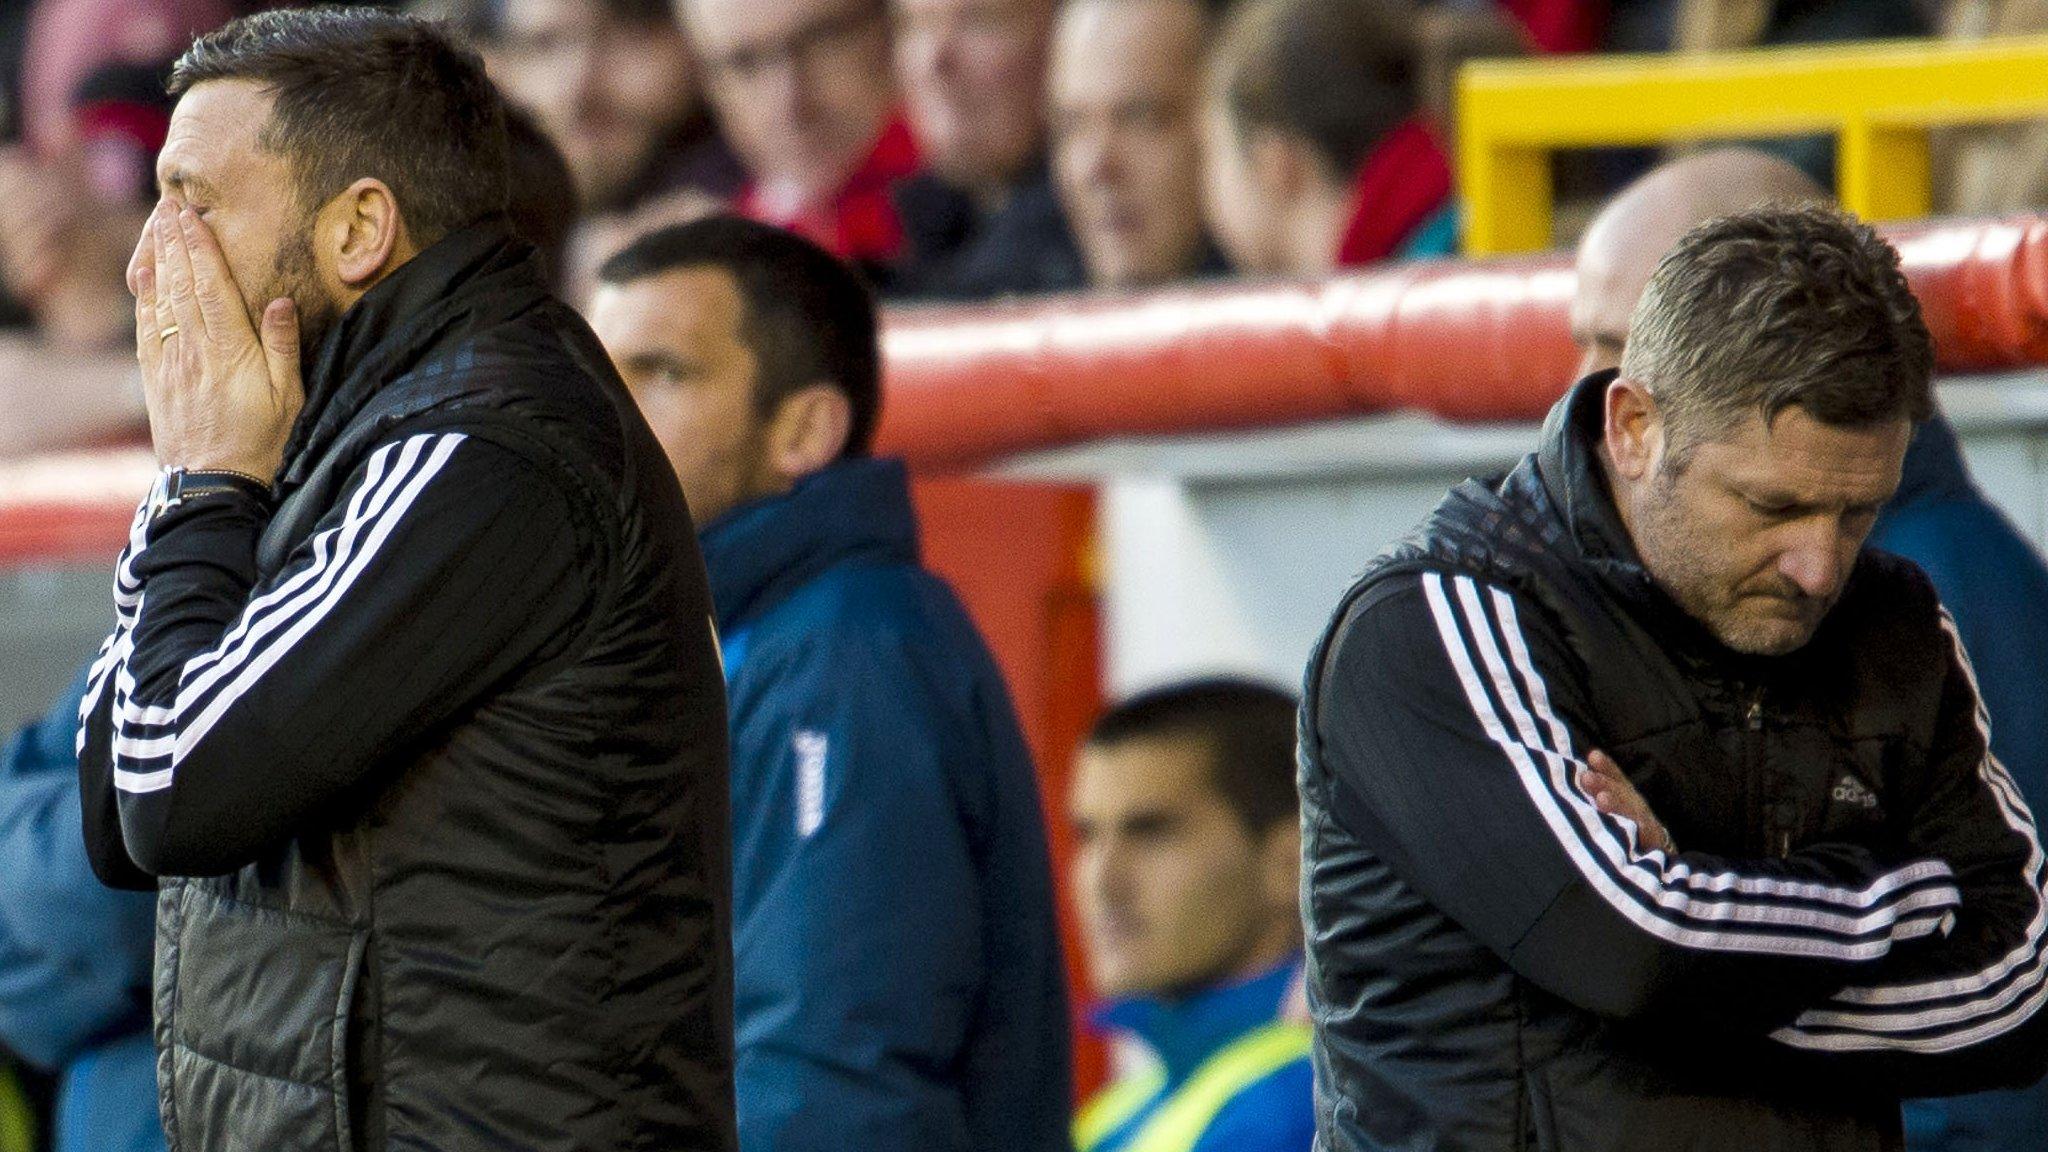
761 64 809 120
568 35 605 100
1071 129 1115 188
1777 527 1846 600
1085 839 1135 901
924 30 961 84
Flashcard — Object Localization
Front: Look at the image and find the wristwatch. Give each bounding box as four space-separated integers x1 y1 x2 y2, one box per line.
145 466 270 525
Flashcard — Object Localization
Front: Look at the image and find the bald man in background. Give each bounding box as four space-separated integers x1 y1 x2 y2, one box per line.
1573 147 2048 1152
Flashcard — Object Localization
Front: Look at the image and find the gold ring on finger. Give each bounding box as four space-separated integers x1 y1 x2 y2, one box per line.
157 325 180 342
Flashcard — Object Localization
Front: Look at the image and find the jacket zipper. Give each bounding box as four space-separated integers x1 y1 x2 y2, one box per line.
1741 686 1792 858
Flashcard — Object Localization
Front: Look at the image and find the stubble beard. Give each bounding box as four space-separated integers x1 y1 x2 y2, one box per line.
1635 473 1823 658
264 224 340 380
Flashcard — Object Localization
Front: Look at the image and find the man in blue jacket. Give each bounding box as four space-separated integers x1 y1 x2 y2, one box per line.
587 216 1072 1152
1070 678 1313 1152
0 675 163 1152
1573 147 2048 1152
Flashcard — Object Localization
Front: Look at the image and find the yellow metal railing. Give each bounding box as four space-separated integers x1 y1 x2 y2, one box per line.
1458 34 2048 255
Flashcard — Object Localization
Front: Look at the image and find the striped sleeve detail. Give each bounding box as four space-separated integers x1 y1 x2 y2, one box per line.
1421 571 1961 960
77 491 157 758
1769 611 2048 1054
103 432 466 796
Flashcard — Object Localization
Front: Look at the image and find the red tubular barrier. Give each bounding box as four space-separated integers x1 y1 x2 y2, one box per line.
876 214 2048 470
10 215 2048 545
0 448 152 565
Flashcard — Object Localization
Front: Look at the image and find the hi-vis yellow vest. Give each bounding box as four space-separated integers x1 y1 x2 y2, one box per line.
1074 1023 1311 1152
0 1063 34 1152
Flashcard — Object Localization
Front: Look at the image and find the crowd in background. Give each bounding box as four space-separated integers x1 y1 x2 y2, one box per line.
4 3 2048 1152
15 0 2048 457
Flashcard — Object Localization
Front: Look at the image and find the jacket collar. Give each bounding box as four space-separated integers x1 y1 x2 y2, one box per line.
280 220 546 486
699 457 921 633
1536 369 1644 578
1090 956 1302 1086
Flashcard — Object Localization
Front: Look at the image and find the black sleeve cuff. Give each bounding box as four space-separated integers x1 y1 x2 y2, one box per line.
136 481 272 585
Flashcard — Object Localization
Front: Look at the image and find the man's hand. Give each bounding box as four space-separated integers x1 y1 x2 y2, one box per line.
1579 749 1675 854
129 200 303 483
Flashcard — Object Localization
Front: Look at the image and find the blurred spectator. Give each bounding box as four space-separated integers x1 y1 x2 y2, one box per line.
18 0 232 158
0 0 234 348
1070 678 1310 1152
1494 0 1604 51
589 217 1071 1152
1047 0 1227 289
0 145 137 348
444 0 739 212
1200 0 1454 278
1665 0 1925 52
1601 0 1926 186
1938 0 2048 213
1573 147 2048 1152
500 101 582 286
0 675 162 1152
887 0 1084 297
0 98 581 461
423 0 741 301
682 0 919 271
0 0 37 143
1413 2 1528 125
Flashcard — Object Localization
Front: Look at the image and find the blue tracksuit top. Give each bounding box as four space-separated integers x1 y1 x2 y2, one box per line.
1083 958 1314 1152
0 672 163 1152
700 457 1071 1152
1877 415 2048 1152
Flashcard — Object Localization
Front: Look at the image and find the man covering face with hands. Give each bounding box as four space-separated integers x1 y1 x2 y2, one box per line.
130 183 306 488
76 10 737 1151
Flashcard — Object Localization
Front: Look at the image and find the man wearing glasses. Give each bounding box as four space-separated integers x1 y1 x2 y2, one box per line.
682 0 919 274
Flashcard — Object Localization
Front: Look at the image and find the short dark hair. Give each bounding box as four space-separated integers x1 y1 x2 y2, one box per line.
1086 677 1300 834
171 7 510 247
1208 0 1416 177
502 103 580 288
1621 204 1935 452
597 217 883 458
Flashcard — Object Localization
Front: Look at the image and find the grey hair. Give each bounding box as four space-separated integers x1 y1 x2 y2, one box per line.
1619 204 1933 457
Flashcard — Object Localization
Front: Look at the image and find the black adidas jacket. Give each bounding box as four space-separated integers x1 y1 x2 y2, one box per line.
75 223 737 1151
1299 373 2048 1152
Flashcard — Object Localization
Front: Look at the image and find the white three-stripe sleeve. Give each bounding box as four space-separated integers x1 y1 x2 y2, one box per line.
1418 571 1959 961
105 433 465 795
75 430 598 877
1766 610 2048 1060
76 490 155 758
79 429 592 879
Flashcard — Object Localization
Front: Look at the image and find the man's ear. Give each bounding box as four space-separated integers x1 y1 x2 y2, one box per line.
1604 375 1665 484
764 383 854 485
321 177 412 290
1256 817 1302 915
